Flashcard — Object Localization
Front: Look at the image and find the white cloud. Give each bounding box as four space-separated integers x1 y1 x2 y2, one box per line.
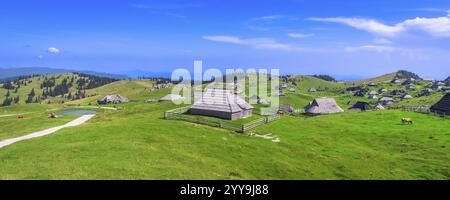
309 17 404 37
202 35 322 52
309 12 450 38
288 33 314 38
203 35 328 53
47 47 60 54
345 45 398 53
401 16 450 37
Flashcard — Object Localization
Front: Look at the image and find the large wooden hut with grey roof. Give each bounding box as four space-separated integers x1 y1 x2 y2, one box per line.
430 93 450 115
304 97 344 115
188 89 253 120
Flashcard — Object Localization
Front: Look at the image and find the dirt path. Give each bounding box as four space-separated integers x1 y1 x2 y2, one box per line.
0 114 95 149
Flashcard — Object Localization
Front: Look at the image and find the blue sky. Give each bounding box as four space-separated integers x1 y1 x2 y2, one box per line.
1 0 450 79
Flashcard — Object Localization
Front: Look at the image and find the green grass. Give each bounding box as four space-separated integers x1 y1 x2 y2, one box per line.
0 73 448 180
255 111 449 179
0 101 448 180
0 104 80 140
68 79 161 105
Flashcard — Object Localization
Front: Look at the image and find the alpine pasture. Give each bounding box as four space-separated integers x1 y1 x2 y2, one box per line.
0 72 449 180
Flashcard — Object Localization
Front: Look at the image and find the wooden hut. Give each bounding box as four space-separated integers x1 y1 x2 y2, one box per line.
304 97 344 115
188 89 253 120
430 93 450 115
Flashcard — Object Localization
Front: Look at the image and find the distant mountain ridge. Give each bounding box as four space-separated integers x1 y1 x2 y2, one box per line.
0 67 127 81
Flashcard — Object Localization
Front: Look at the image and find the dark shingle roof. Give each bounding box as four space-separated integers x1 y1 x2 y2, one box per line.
430 93 450 115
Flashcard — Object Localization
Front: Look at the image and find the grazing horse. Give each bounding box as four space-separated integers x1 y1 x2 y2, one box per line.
401 118 413 124
17 115 24 119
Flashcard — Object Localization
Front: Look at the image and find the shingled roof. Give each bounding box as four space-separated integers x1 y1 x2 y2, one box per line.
188 89 253 120
430 93 450 115
305 97 344 115
350 101 373 111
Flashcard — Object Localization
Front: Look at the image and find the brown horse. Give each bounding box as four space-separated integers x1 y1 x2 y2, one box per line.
401 118 413 124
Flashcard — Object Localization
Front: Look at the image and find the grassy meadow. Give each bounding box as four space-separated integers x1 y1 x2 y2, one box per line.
0 101 448 179
0 73 448 180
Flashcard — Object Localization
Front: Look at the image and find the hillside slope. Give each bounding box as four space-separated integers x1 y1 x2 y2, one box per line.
277 75 349 107
0 73 118 106
67 79 174 105
353 73 397 84
353 70 423 84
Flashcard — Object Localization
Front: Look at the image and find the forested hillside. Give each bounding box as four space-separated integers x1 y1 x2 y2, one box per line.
0 73 118 106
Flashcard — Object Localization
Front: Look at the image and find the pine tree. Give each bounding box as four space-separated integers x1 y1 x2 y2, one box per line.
2 98 12 106
13 96 20 104
26 88 36 103
2 82 15 90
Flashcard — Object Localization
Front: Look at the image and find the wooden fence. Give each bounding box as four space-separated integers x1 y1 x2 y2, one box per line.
387 106 449 118
401 106 431 112
164 107 281 133
164 106 190 119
